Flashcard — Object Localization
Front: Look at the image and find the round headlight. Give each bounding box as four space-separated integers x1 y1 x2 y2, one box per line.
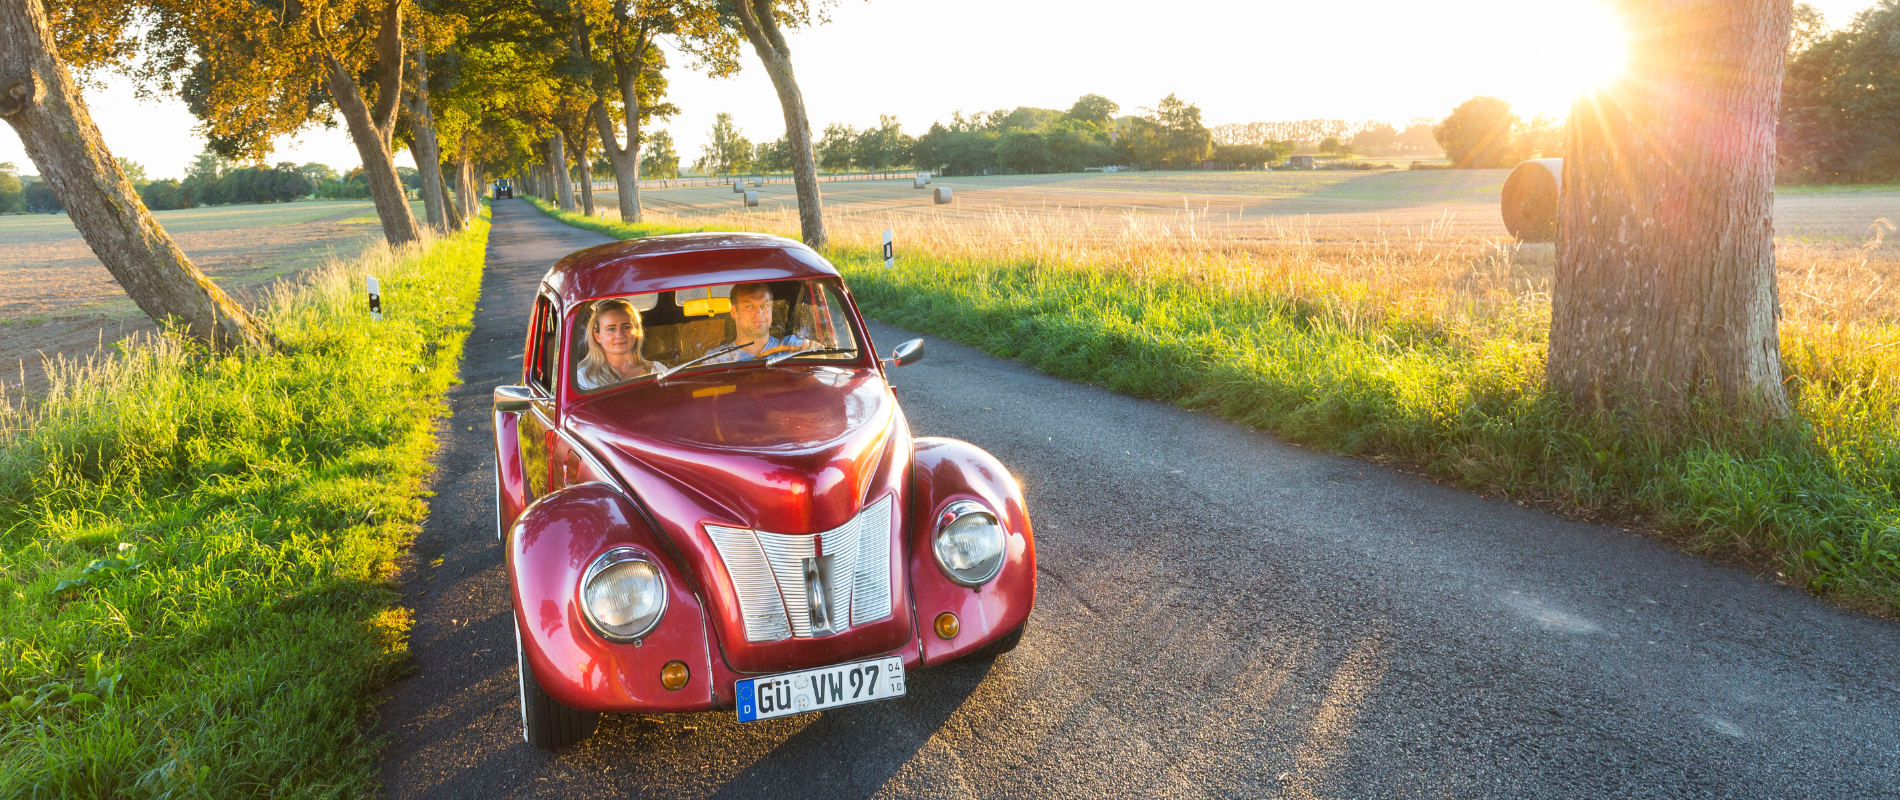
580 549 666 641
933 501 1006 586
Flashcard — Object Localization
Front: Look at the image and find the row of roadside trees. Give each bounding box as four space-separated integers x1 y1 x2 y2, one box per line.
0 0 840 352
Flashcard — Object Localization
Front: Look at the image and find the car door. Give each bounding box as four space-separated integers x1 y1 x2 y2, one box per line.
519 292 560 503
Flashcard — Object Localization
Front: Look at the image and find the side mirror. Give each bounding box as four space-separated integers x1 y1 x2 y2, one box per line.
494 385 536 412
886 338 924 368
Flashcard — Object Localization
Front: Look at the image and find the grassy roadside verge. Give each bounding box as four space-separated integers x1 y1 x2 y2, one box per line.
528 199 1900 616
0 217 488 796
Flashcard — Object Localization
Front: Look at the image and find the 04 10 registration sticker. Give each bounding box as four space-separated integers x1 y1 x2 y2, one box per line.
735 656 906 722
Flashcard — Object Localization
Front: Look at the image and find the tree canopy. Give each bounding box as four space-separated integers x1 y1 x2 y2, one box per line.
1434 96 1520 168
1778 1 1900 183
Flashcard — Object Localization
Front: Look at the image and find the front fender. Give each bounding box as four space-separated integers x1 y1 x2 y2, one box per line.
907 437 1036 665
509 482 716 712
493 410 529 536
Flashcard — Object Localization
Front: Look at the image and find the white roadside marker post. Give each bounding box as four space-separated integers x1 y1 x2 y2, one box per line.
882 229 894 269
367 276 383 321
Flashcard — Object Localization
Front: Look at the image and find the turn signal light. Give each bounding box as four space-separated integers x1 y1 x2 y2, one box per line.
660 660 690 691
934 612 960 640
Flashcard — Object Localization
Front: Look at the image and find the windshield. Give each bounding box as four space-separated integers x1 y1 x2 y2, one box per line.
569 278 861 393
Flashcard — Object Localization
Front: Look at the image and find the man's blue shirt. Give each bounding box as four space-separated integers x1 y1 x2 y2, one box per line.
703 333 808 364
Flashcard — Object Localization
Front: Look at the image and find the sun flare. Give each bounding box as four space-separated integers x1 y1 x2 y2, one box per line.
1537 0 1632 109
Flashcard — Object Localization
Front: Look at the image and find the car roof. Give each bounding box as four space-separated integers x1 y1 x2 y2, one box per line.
543 232 840 306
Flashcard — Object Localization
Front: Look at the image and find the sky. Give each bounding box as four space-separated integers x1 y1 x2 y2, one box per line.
0 0 1882 181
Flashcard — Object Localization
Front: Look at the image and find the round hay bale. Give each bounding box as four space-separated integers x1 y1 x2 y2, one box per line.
914 177 927 189
933 186 952 204
744 190 759 207
1501 158 1563 242
732 180 745 193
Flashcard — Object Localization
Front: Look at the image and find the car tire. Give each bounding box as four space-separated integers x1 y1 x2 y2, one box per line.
967 620 1026 661
515 613 599 749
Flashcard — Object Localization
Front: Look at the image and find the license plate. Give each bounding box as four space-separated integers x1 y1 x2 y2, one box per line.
735 655 906 722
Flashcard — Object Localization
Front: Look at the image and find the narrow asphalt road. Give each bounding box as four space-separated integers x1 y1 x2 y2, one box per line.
376 199 1900 799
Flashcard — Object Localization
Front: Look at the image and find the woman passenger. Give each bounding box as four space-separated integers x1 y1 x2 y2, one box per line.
576 298 665 390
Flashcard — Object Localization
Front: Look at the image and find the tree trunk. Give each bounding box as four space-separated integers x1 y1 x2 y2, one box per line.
578 155 594 216
568 114 595 217
734 0 826 248
550 131 574 211
450 135 477 220
438 166 464 231
1548 0 1792 416
0 0 271 352
595 100 641 222
325 53 420 246
404 45 448 233
467 160 483 217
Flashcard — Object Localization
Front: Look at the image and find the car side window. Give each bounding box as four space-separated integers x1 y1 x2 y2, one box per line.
528 295 559 394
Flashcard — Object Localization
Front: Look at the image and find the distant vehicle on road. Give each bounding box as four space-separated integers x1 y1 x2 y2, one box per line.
493 179 514 199
493 233 1037 748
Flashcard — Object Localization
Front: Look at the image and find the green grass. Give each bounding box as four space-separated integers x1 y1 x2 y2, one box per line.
0 217 488 797
530 197 1900 617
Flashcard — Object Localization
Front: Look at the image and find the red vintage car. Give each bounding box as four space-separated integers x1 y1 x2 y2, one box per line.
493 233 1036 748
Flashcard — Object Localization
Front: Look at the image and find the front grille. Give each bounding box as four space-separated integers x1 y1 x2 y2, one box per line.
705 496 896 642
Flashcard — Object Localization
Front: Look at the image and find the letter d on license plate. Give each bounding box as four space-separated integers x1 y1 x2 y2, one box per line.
735 656 906 722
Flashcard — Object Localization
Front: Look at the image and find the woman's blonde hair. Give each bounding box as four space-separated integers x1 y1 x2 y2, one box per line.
577 298 651 389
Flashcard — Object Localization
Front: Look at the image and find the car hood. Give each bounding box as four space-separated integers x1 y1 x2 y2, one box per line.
569 366 895 534
570 366 915 675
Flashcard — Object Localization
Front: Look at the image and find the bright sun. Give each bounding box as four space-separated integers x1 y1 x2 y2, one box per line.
1518 0 1631 114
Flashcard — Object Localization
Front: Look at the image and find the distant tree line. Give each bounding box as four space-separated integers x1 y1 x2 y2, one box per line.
1213 120 1440 157
1430 97 1565 168
1778 2 1900 184
685 93 1318 177
677 95 1464 180
2 150 427 214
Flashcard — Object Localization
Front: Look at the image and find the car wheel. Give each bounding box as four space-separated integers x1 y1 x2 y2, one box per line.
515 613 599 749
967 620 1026 661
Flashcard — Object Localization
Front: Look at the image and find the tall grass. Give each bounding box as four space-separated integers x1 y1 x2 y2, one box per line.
535 198 1900 615
0 218 488 797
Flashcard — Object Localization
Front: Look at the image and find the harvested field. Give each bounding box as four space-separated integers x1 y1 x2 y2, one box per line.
587 171 1897 335
595 169 1900 244
0 200 421 395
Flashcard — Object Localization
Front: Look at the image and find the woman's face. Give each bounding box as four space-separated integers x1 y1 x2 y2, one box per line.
593 308 639 356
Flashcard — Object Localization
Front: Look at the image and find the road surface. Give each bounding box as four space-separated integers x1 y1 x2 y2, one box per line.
375 199 1900 799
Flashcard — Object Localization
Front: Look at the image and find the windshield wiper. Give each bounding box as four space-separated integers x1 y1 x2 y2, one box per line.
658 341 754 381
764 347 857 366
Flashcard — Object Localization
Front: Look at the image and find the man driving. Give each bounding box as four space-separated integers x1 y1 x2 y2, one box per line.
705 282 815 363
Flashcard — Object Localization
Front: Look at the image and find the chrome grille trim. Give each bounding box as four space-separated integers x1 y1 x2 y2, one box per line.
705 524 792 642
706 495 897 642
850 496 895 625
817 510 862 632
754 531 818 638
